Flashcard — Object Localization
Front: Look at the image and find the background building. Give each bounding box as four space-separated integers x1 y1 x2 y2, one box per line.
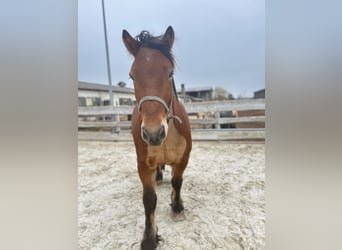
78 81 135 107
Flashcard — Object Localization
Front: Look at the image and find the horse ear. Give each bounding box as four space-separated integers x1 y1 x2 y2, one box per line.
162 26 175 50
122 29 139 56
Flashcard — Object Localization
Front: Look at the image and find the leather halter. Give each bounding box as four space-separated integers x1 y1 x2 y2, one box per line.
137 79 182 124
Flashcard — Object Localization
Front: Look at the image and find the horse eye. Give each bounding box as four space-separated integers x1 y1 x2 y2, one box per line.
129 74 134 81
169 71 174 78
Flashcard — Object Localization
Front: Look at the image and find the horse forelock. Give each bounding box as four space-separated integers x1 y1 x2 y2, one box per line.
134 31 175 66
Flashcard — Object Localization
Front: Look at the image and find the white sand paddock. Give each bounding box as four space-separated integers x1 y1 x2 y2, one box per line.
78 141 265 249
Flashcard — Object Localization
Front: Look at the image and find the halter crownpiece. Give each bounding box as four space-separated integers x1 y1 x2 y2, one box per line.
138 95 182 124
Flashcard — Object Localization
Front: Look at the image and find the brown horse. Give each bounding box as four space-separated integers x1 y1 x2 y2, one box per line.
122 26 192 249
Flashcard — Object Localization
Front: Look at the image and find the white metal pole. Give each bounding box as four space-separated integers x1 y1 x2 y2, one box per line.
101 0 119 133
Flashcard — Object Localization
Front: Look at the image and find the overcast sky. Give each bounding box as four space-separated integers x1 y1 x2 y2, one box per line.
78 0 264 97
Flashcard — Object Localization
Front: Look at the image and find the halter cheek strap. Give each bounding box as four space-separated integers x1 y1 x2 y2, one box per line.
138 95 182 124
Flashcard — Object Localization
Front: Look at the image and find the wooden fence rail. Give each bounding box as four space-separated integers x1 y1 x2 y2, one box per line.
78 99 265 142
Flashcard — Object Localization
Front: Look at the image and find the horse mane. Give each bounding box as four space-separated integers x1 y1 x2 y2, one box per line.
135 31 175 66
171 77 179 101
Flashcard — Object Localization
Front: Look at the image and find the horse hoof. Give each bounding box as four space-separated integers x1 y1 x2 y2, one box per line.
170 201 184 213
141 232 161 250
171 209 186 221
141 238 158 250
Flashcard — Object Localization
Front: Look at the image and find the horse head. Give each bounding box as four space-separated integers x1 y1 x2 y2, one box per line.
123 26 176 146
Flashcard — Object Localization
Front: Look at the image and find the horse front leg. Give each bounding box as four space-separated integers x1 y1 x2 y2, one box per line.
138 166 160 250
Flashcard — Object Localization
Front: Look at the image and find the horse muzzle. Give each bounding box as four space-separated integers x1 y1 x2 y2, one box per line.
141 124 167 146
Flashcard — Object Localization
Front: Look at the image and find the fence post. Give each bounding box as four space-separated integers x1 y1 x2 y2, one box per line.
113 114 120 133
215 111 220 129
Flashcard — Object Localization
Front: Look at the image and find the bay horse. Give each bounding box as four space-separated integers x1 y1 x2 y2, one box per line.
122 26 192 249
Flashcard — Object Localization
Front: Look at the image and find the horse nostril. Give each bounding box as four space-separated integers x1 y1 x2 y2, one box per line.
159 125 166 140
142 127 149 141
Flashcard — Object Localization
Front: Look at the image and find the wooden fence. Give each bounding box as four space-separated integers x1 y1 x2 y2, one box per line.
78 99 265 142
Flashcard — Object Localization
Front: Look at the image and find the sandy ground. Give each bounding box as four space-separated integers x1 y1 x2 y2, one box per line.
78 141 265 249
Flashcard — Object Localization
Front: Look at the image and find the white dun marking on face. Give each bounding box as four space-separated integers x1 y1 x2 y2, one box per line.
160 119 169 143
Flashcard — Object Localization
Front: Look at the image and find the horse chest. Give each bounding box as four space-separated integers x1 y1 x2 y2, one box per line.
145 121 186 168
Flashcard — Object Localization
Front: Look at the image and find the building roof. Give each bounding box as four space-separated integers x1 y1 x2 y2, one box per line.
177 86 213 93
254 88 265 95
78 81 134 94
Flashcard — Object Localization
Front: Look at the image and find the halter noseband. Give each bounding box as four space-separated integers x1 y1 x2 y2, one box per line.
138 95 182 124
